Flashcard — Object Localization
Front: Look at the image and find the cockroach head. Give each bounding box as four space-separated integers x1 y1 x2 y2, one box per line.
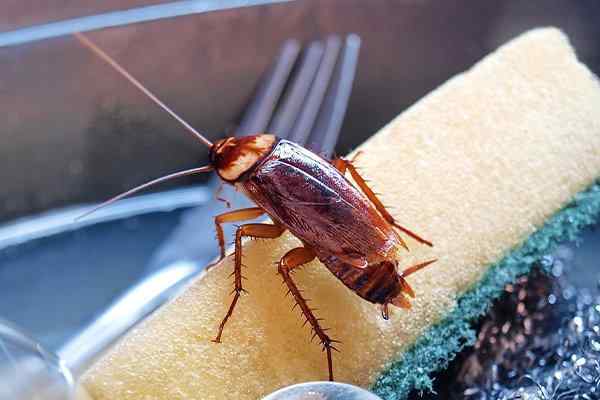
209 134 277 182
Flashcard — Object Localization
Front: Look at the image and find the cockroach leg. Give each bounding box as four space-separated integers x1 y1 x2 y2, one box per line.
214 182 231 208
331 151 363 173
214 207 266 260
330 158 347 174
213 222 285 343
278 247 337 381
333 157 433 248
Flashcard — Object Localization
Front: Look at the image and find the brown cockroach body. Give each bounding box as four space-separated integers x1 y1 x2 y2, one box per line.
210 134 435 380
75 33 435 382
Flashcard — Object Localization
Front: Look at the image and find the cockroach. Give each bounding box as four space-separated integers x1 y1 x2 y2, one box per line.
74 32 436 381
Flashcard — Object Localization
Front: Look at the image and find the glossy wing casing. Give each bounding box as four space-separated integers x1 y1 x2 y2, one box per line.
239 139 407 305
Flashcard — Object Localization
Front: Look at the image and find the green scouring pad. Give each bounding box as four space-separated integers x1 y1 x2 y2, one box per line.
80 27 600 400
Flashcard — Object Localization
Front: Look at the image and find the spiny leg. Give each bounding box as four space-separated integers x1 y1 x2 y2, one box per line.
214 182 231 208
214 207 266 260
213 222 285 343
330 150 362 173
278 246 338 381
333 157 433 247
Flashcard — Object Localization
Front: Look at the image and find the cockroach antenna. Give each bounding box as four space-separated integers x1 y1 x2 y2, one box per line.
73 32 213 148
73 32 215 220
74 165 213 221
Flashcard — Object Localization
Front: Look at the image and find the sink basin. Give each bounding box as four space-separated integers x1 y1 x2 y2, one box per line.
0 0 599 382
0 187 212 350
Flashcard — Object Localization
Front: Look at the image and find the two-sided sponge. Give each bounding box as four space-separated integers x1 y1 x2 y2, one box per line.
81 28 600 399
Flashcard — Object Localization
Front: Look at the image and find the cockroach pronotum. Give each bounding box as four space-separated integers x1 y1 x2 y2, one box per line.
74 32 436 381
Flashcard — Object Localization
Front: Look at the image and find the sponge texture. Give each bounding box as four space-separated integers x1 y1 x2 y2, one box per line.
82 28 600 400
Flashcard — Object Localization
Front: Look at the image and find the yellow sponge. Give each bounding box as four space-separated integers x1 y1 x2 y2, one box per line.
81 28 600 399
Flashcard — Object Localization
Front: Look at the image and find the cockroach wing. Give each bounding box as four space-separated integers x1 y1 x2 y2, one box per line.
240 140 401 264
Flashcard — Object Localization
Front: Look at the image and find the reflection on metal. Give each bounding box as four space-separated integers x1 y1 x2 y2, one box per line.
263 381 383 400
0 319 74 400
0 186 211 250
310 34 361 158
0 0 292 47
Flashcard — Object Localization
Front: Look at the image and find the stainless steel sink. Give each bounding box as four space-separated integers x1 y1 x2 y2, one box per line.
0 187 212 350
0 0 599 388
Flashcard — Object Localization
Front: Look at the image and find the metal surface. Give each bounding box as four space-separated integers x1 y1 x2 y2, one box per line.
0 32 361 399
263 381 382 400
0 319 73 400
2 1 599 222
1 1 599 398
414 226 600 400
0 0 292 47
57 261 197 377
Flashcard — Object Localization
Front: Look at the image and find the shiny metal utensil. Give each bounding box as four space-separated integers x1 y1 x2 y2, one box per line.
263 382 383 400
0 319 73 400
57 264 197 376
0 262 197 400
0 0 292 47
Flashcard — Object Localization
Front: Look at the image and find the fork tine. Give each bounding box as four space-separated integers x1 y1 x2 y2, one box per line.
268 41 324 139
308 34 361 158
288 36 342 145
236 39 300 136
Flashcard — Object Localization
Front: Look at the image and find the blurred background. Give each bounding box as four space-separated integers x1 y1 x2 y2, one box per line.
0 1 599 397
2 0 600 222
